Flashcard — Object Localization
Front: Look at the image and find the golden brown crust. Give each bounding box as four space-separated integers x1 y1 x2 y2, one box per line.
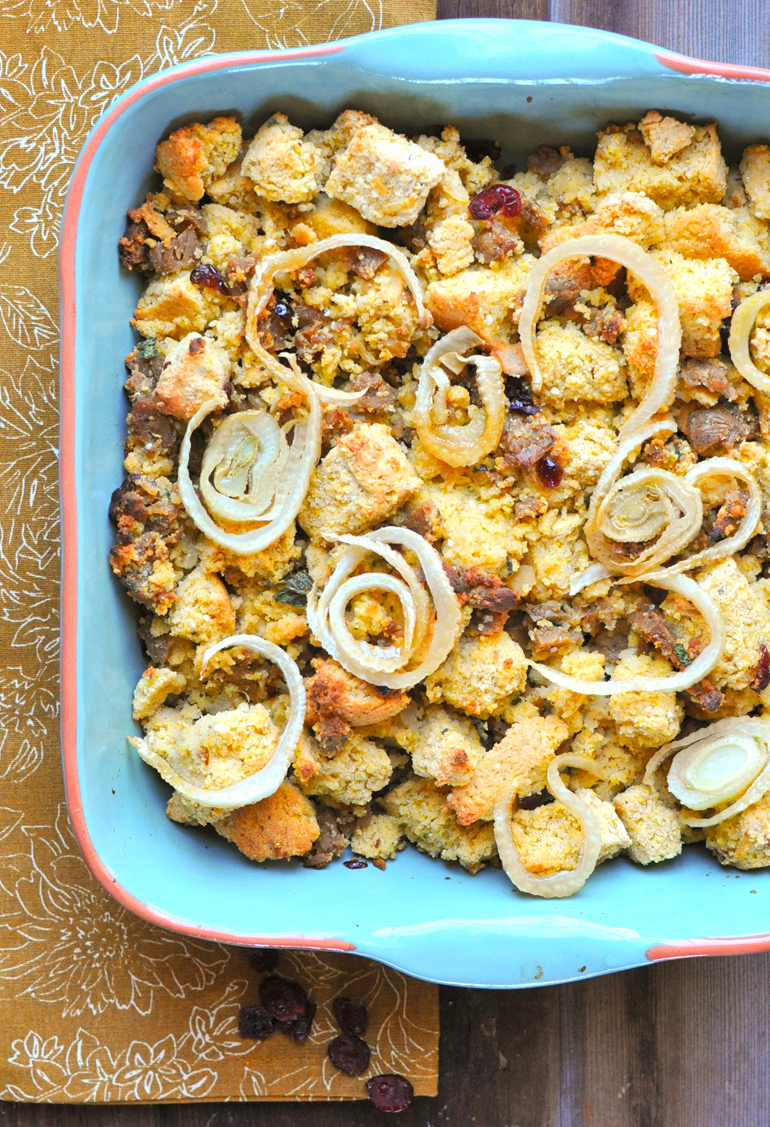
215 782 320 861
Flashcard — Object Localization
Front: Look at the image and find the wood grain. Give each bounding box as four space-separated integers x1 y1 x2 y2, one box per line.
9 4 770 1126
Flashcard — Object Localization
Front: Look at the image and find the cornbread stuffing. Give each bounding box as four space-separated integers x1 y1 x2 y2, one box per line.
113 105 770 894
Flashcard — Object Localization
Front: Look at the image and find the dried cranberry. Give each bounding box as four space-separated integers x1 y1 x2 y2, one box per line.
327 1034 370 1075
259 975 308 1022
344 859 368 869
190 263 230 294
366 1074 414 1113
752 643 770 691
277 1000 317 1042
248 948 280 973
536 454 564 489
518 790 555 811
238 1005 274 1041
469 184 522 221
505 375 540 416
332 996 368 1037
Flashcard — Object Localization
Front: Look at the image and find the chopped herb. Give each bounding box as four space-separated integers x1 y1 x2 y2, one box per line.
274 570 313 607
673 642 691 667
136 338 158 359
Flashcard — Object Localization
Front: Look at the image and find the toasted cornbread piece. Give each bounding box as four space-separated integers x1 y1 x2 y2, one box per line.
638 111 696 164
152 332 230 419
200 202 262 272
594 120 727 209
133 270 232 340
426 255 535 348
380 775 496 873
706 791 770 869
426 483 531 576
205 150 262 212
740 144 770 220
305 658 409 728
426 169 475 276
293 732 392 808
613 784 683 865
539 190 664 251
448 715 568 825
662 203 770 281
622 299 659 401
176 703 279 789
241 113 320 203
198 524 300 585
215 782 320 861
351 813 405 860
608 654 683 749
156 116 242 202
132 666 186 720
299 423 420 540
534 320 627 407
168 565 235 646
397 704 485 788
325 122 445 227
525 509 590 603
628 249 737 359
305 109 378 181
302 192 375 239
234 588 308 652
426 631 527 719
508 789 630 876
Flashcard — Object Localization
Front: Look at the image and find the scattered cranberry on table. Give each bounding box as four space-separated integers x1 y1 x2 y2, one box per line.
238 1004 274 1041
332 995 369 1037
259 975 309 1023
327 1033 371 1075
366 1073 415 1113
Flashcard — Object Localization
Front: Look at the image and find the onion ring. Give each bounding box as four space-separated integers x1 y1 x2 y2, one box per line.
728 289 770 396
129 634 305 810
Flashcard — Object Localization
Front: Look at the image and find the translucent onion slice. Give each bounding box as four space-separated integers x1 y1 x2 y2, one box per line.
643 717 770 828
569 562 613 597
128 634 305 811
178 394 321 555
586 465 703 577
494 755 604 899
669 457 762 573
306 526 462 690
519 234 681 441
528 571 725 695
728 289 770 396
414 327 506 466
199 410 290 523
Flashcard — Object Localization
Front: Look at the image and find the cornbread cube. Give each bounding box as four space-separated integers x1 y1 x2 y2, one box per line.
448 715 568 825
305 109 378 181
525 510 590 602
571 727 650 801
305 658 409 728
663 203 770 282
740 144 770 220
706 791 770 869
152 333 230 419
426 483 530 576
173 703 279 789
156 116 242 202
426 255 535 347
534 321 628 408
199 524 300 585
622 299 661 401
293 732 392 809
638 110 696 164
200 203 261 272
425 631 528 719
325 122 445 227
302 192 375 240
428 213 476 276
628 250 737 359
540 190 665 252
613 784 683 865
214 782 320 862
168 565 235 646
132 666 186 720
298 423 420 541
508 789 630 876
351 813 405 861
132 269 231 340
380 776 496 873
206 151 261 212
608 653 684 749
594 120 727 209
241 113 320 204
397 704 485 788
684 557 770 691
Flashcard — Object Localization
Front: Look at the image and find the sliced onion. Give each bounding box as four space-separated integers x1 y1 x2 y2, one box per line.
178 394 321 555
669 458 761 573
570 562 613 596
414 327 506 466
199 410 290 523
129 634 305 811
306 526 462 690
494 754 604 899
644 717 770 828
519 234 681 441
529 571 725 695
728 289 770 396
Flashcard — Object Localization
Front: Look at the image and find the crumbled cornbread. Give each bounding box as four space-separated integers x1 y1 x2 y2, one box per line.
613 785 683 865
426 631 527 718
351 813 405 861
381 776 497 873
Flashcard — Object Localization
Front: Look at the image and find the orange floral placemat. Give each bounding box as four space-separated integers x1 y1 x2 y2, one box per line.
0 0 438 1103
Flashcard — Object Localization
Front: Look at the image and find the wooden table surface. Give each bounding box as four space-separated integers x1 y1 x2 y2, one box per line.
10 3 770 1126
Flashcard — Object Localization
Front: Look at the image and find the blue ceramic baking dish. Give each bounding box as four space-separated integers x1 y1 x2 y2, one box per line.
61 18 770 988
